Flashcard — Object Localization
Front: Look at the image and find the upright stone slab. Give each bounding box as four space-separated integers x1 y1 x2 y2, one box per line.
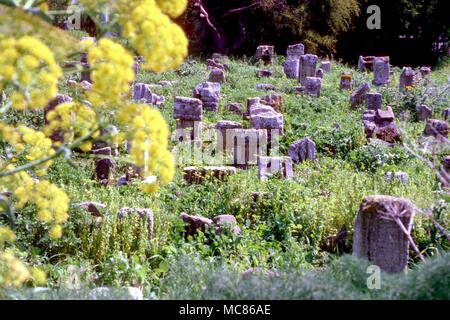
44 94 73 143
208 68 226 83
320 61 331 73
173 97 203 141
193 82 221 112
92 147 116 186
372 57 390 85
385 172 409 185
365 93 382 110
226 103 243 115
118 208 154 240
424 119 449 139
353 195 414 273
255 45 275 65
284 59 300 79
420 66 431 84
340 72 353 91
305 77 322 97
92 125 120 156
258 156 294 181
299 54 318 86
399 67 418 92
286 44 304 60
351 83 371 108
133 82 164 107
416 104 432 122
250 109 284 137
80 37 96 83
288 138 316 163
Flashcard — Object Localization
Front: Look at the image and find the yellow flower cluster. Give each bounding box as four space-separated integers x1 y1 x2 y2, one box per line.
1 167 69 238
0 226 16 248
120 0 188 72
87 38 135 108
0 36 62 110
0 124 55 175
0 250 30 288
155 0 188 18
118 103 175 193
44 102 98 149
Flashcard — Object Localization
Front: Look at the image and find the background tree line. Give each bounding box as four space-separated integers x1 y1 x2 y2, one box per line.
49 0 449 67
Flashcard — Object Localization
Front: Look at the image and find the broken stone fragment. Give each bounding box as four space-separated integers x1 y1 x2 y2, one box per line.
193 82 221 112
255 45 275 65
351 83 371 108
320 61 331 73
416 104 432 122
260 94 283 113
424 119 449 139
180 212 213 237
257 69 273 78
256 84 278 91
288 138 316 163
226 103 243 115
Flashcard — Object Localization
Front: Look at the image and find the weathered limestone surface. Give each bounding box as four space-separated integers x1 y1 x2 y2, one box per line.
288 138 316 163
299 54 318 86
353 195 414 273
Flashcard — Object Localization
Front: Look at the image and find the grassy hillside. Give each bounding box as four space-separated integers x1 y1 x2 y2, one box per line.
1 55 449 299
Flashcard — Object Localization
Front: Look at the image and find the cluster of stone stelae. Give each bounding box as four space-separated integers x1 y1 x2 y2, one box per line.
49 40 448 274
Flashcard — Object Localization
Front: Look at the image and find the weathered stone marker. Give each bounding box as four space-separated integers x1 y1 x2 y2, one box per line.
320 61 331 73
353 195 414 273
305 77 322 97
399 67 418 92
286 44 305 59
340 72 353 91
284 59 299 79
173 96 203 141
92 147 116 186
372 56 390 85
288 138 316 163
351 83 371 108
299 54 318 86
208 68 226 83
365 92 382 110
358 56 375 72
